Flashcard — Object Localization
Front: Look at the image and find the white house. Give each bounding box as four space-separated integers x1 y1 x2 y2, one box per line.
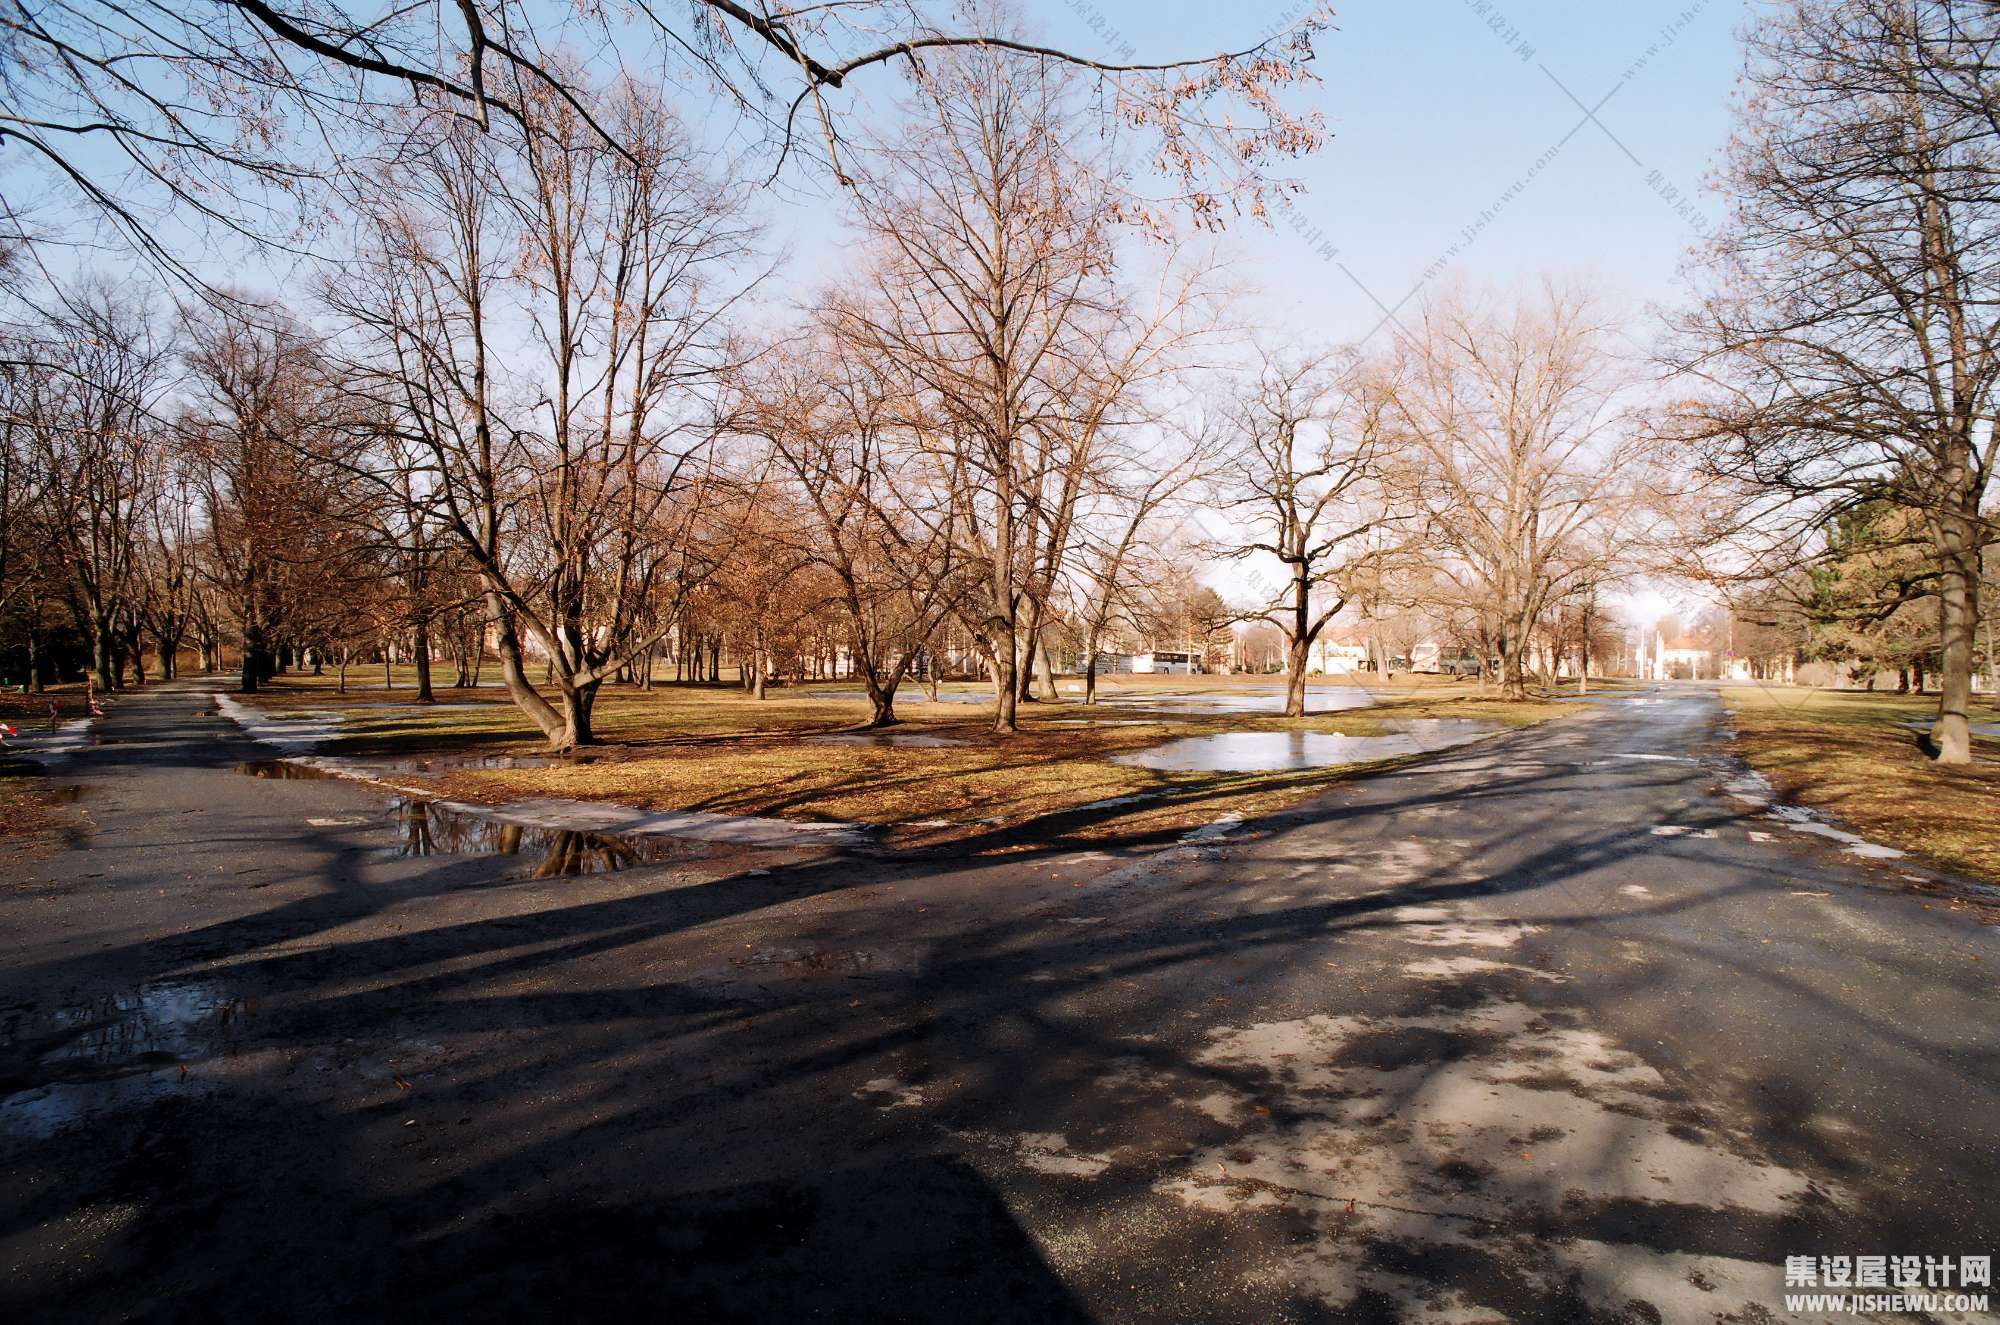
1306 637 1369 675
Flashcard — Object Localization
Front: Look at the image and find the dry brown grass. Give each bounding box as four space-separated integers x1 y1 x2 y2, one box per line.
0 684 96 723
231 672 1570 846
0 772 89 862
1722 685 2000 883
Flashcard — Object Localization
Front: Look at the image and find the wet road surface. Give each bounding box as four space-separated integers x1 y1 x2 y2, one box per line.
2 682 1996 1322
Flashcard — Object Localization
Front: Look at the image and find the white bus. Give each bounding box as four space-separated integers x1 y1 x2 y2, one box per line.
1130 650 1198 676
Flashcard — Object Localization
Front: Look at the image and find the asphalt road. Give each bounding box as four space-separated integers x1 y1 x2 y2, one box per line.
3 681 1996 1323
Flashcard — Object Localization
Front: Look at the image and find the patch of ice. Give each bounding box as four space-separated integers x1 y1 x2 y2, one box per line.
1402 955 1565 982
5 716 97 768
214 693 345 755
1765 806 1905 859
1151 1002 1837 1320
1722 771 1774 806
1088 813 1243 889
854 1077 925 1109
996 1131 1114 1178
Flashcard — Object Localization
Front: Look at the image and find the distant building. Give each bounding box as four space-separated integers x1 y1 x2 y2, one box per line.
1305 637 1368 675
1653 633 1712 680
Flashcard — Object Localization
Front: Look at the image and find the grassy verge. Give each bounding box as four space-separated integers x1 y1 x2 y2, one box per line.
1721 685 2000 883
226 672 1575 848
0 770 89 863
0 684 97 724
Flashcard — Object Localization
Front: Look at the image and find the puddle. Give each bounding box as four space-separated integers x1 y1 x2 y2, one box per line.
237 759 340 780
803 686 1377 715
730 947 886 976
1041 719 1155 728
0 980 247 1137
1899 718 2000 738
808 732 969 749
1114 720 1498 771
389 799 697 877
366 752 585 773
698 944 925 998
1099 687 1375 716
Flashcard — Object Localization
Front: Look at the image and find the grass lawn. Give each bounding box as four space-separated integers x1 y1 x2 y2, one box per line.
1722 684 2000 883
224 670 1576 848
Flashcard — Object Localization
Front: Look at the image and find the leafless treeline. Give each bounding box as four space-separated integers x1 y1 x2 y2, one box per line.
1666 0 2000 763
0 39 1677 749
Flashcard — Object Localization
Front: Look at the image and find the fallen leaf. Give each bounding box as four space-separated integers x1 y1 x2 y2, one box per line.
393 1074 413 1091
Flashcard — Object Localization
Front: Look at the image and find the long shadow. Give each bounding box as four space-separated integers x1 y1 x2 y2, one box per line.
7 680 1998 1320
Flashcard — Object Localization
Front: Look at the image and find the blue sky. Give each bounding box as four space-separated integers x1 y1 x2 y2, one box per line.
13 1 1747 347
1008 0 1749 346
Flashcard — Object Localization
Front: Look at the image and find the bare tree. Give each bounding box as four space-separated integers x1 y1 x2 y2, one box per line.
751 339 970 727
2 0 1329 278
826 50 1129 733
180 303 360 692
18 281 173 689
1214 348 1404 717
1073 434 1218 704
1386 284 1652 701
1664 0 2000 763
329 77 754 749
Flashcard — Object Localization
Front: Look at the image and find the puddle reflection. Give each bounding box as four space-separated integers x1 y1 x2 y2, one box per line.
1 980 246 1137
390 799 692 878
1115 722 1499 771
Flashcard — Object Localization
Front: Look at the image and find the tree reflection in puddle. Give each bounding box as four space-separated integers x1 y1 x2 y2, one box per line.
390 799 692 878
0 979 247 1136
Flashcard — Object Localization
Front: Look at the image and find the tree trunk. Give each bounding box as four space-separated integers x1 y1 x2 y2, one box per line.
558 682 596 748
1984 586 1998 698
990 639 1018 732
1284 636 1310 717
487 592 570 749
1931 540 1979 764
1284 565 1311 718
1497 614 1529 701
89 619 114 693
862 672 897 728
238 621 262 694
413 621 435 703
1035 637 1058 706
